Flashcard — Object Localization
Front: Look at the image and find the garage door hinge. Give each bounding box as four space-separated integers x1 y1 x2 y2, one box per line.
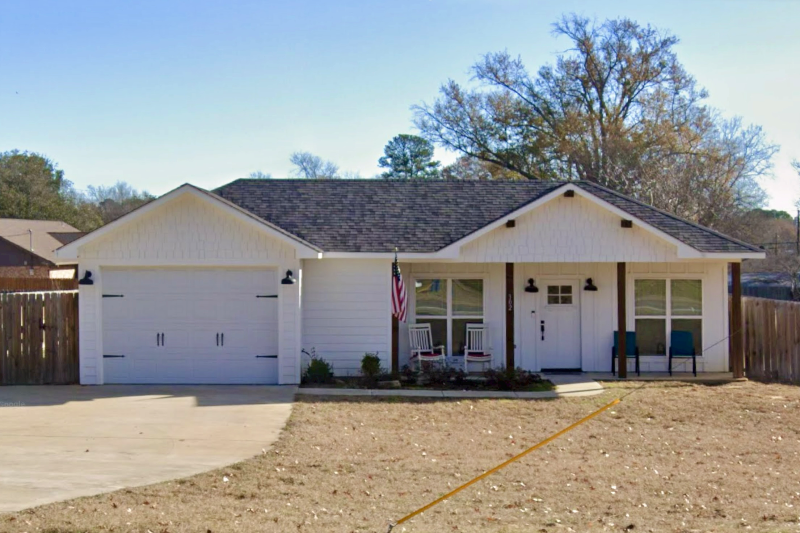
103 354 125 358
102 294 124 298
255 355 278 358
256 294 278 298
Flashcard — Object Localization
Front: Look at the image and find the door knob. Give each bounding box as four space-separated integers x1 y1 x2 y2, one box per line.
540 320 545 341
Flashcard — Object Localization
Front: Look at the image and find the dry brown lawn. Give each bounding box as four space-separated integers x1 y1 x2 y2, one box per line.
5 381 800 533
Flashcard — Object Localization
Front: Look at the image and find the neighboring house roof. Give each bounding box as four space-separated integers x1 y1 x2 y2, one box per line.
0 219 83 265
214 179 762 254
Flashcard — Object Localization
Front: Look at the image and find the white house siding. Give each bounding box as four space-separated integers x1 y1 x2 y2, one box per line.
397 261 729 374
401 262 506 369
77 264 101 384
75 193 303 384
459 194 680 263
624 261 729 373
514 261 729 373
301 258 392 376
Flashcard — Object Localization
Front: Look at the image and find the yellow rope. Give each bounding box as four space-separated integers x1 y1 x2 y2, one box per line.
387 397 621 531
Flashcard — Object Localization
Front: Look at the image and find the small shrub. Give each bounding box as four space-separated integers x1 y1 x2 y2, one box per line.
360 352 385 386
302 356 334 385
484 366 543 391
422 365 467 389
361 352 383 379
399 364 416 384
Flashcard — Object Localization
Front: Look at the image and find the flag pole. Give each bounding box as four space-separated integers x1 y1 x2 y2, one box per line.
391 247 399 373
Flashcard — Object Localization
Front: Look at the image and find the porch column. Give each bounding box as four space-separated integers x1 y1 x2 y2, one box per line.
730 262 744 379
391 315 399 374
505 263 514 368
617 262 627 379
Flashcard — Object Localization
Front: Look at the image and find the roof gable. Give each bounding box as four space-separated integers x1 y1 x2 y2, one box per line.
56 184 321 261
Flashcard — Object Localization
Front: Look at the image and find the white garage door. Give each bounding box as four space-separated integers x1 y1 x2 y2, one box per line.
102 268 279 384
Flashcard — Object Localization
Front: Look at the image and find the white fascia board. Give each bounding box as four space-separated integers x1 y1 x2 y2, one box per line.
314 249 460 260
693 252 766 260
55 184 321 262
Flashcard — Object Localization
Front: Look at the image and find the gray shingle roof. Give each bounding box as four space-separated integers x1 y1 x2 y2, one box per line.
213 179 761 254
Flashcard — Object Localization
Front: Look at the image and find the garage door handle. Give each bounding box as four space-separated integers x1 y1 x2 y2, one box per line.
216 333 219 346
221 333 224 346
161 332 165 346
156 333 160 346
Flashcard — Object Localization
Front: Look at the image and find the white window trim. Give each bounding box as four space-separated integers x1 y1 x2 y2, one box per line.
412 277 486 356
631 277 704 357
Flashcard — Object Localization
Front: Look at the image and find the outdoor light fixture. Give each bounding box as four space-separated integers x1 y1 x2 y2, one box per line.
524 278 539 293
281 270 296 285
78 271 94 285
584 278 598 291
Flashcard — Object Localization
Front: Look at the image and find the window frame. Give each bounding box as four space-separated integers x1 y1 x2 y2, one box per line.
413 276 486 357
631 277 703 357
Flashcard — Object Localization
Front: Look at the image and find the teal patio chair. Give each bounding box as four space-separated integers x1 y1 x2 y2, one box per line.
612 331 640 376
669 330 697 376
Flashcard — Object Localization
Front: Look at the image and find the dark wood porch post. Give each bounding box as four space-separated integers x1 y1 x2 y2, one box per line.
730 262 744 379
506 263 514 368
391 315 399 374
617 262 627 379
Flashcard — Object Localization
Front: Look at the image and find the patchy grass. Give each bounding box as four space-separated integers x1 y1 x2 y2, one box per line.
5 381 800 532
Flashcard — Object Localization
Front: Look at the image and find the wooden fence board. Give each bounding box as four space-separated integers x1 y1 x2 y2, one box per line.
0 291 79 385
0 278 77 292
739 296 800 384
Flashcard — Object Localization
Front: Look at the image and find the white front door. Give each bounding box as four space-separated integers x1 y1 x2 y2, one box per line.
538 280 581 370
521 278 582 371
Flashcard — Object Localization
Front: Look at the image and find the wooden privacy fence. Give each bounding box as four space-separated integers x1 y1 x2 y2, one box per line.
0 277 78 293
0 292 79 385
741 296 800 383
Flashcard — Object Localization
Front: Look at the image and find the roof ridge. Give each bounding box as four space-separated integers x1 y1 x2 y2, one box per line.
576 181 763 253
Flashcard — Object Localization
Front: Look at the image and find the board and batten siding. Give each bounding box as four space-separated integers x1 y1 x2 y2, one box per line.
301 259 392 376
514 261 729 372
74 192 303 384
460 194 680 263
400 262 505 369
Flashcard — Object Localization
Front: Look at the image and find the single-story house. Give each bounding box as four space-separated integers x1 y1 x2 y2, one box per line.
55 179 763 385
0 218 84 279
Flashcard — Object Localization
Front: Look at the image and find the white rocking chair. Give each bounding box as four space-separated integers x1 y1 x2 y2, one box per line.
408 324 446 370
464 324 492 372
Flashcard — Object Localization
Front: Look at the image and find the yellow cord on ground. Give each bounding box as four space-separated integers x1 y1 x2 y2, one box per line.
386 397 621 532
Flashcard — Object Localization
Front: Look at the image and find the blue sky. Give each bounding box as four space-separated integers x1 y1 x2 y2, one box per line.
1 0 799 211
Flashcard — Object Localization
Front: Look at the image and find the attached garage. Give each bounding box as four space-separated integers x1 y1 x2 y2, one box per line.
102 268 280 384
55 185 319 385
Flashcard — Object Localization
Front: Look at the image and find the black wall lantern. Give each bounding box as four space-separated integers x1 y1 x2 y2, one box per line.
78 270 94 285
524 278 539 293
281 269 296 285
584 278 598 291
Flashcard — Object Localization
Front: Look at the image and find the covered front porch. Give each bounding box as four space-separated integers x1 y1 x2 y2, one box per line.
392 260 745 379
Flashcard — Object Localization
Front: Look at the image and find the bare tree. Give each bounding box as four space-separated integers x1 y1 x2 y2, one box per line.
289 152 339 179
247 171 273 179
414 14 777 229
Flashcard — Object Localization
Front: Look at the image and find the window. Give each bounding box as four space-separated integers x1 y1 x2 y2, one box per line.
634 279 702 356
546 285 573 305
415 279 484 356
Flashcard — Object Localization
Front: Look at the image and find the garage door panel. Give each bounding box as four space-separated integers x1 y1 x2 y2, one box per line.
102 268 279 384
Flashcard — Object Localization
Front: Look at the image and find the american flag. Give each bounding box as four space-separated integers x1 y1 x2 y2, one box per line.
391 251 407 322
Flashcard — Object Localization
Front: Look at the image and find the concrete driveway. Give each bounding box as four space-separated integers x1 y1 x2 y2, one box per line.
0 385 295 513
